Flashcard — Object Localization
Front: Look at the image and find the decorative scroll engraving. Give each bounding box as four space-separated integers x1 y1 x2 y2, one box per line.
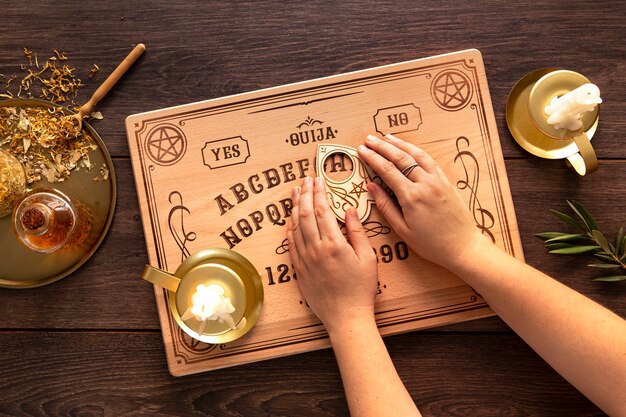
453 137 495 242
275 220 391 255
250 91 364 114
297 116 323 129
339 220 391 238
168 191 197 262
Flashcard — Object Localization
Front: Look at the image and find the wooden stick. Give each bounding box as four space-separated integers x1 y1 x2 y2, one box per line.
78 43 146 117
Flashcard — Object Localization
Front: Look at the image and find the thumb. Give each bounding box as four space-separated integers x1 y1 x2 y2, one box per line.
345 207 373 260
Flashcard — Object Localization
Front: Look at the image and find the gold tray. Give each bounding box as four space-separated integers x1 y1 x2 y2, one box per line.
506 68 599 159
0 98 116 288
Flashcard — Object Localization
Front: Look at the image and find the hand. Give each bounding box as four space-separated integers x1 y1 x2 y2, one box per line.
357 134 488 270
287 177 378 335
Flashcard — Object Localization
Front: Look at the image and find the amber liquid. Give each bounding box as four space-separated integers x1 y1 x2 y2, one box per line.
22 204 74 252
14 189 92 253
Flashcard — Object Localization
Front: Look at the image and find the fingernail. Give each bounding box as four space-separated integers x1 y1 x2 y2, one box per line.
366 182 377 196
303 176 311 185
384 134 396 141
366 135 378 143
315 177 323 186
358 144 370 153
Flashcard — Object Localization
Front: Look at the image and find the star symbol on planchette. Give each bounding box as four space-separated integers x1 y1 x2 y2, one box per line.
349 181 367 198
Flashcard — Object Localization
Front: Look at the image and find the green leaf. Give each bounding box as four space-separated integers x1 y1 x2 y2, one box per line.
587 263 622 269
545 234 588 243
549 209 586 232
549 245 601 254
546 243 576 250
592 230 612 254
595 253 617 262
535 232 569 240
567 200 599 232
593 275 626 282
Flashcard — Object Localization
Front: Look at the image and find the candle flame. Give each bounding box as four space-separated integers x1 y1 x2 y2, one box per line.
181 284 240 334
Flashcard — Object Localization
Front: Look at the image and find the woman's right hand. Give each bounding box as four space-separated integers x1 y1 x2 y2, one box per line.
357 134 489 270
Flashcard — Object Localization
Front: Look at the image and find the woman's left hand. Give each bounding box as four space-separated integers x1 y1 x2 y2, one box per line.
287 177 378 335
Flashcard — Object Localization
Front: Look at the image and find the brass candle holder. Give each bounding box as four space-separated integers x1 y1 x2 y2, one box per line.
142 248 264 344
506 69 600 176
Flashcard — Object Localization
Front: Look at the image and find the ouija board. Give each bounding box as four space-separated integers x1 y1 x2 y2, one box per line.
126 49 523 376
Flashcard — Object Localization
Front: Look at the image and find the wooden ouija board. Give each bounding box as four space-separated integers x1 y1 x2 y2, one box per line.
126 49 523 376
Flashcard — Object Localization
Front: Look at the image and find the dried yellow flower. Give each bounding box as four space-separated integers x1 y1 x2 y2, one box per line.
0 106 97 184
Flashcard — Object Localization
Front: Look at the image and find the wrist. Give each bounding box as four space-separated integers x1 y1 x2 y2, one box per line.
445 233 497 277
325 309 377 341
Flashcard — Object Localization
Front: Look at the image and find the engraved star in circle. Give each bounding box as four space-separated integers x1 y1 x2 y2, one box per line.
349 181 367 198
431 70 472 111
145 124 187 166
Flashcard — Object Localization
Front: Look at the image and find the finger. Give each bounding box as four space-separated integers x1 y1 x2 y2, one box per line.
286 219 302 271
312 177 344 240
357 143 409 193
298 177 321 243
365 134 419 175
290 186 307 249
345 207 374 261
367 182 410 237
384 134 437 174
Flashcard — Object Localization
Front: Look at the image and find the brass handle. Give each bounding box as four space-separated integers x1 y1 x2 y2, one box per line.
141 265 181 292
565 133 598 176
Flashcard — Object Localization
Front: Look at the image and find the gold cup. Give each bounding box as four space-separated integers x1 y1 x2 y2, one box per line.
142 248 263 344
506 69 600 176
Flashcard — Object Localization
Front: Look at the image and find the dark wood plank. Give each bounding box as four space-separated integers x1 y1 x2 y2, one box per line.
0 332 604 417
0 0 623 159
1 159 623 330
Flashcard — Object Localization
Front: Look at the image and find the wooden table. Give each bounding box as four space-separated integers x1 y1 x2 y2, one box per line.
1 1 624 415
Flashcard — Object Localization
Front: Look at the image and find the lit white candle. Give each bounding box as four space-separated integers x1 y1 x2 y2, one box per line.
181 283 243 335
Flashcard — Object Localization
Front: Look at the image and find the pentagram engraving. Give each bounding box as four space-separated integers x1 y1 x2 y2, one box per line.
178 326 217 355
431 70 472 111
349 181 366 198
145 124 187 166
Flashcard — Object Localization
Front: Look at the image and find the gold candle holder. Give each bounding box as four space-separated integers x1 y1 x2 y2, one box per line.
142 248 264 344
506 69 600 176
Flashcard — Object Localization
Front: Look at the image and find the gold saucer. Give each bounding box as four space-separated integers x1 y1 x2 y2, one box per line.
155 248 264 344
506 68 599 159
0 98 116 288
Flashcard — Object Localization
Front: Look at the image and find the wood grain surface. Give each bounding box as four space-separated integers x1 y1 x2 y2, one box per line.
1 0 624 415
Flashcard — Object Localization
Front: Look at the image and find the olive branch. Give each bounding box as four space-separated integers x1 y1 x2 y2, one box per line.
536 200 626 282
